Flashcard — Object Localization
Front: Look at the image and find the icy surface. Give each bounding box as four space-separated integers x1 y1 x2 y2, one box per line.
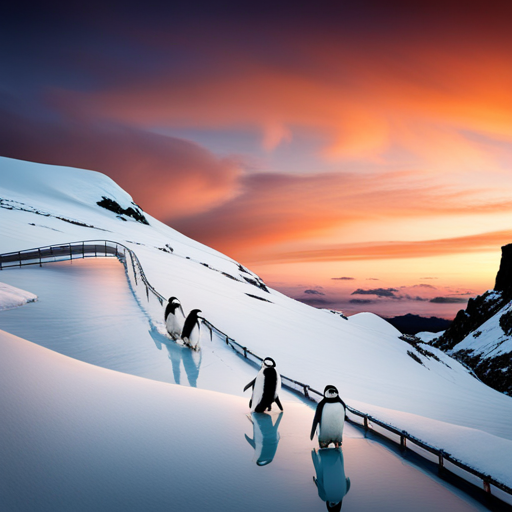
0 330 490 512
0 259 297 401
0 282 37 310
1 156 512 489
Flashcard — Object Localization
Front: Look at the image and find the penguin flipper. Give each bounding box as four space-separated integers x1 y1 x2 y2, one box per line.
275 396 283 411
243 379 256 392
249 399 252 408
310 401 324 440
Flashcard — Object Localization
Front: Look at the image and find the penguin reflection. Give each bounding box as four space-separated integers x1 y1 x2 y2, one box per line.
245 412 283 466
149 327 201 387
312 448 351 512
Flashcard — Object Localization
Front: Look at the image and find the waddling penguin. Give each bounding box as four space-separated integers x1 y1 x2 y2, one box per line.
311 385 346 448
244 357 284 413
164 296 185 340
182 309 202 351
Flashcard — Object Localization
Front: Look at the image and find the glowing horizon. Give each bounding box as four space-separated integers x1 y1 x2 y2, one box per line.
1 2 511 319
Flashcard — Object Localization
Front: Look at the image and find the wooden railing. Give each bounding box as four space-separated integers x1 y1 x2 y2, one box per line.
2 240 511 506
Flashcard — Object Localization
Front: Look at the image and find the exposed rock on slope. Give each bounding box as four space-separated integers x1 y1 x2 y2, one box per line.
432 243 512 395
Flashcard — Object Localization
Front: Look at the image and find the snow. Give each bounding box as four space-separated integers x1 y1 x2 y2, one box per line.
1 155 512 493
451 301 512 358
416 331 443 343
0 330 491 512
0 282 37 310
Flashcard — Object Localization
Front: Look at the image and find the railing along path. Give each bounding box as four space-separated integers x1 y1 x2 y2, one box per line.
1 240 511 505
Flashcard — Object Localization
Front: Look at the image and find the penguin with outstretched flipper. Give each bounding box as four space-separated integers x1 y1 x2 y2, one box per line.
181 309 202 351
164 297 185 341
244 357 283 413
311 385 346 448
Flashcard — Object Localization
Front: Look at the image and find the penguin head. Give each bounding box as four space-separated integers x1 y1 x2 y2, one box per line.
168 296 180 304
190 309 202 319
263 357 276 368
324 385 339 398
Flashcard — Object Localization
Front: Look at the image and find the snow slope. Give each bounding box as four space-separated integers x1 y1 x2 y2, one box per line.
1 156 512 487
0 282 36 310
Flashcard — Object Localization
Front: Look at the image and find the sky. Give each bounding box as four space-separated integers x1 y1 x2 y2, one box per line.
1 1 512 319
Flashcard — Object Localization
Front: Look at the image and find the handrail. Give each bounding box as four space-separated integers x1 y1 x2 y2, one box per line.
1 240 511 502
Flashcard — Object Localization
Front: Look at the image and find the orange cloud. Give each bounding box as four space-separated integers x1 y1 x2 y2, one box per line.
0 109 241 219
172 170 512 259
268 230 512 264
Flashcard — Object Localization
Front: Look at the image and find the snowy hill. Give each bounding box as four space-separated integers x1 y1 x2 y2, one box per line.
432 244 512 395
1 156 512 489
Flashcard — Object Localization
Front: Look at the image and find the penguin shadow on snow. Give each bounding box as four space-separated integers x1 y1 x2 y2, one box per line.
149 326 202 387
312 447 351 512
245 412 283 466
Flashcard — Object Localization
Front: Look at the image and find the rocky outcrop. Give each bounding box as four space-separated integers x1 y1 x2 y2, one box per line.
494 243 512 299
432 291 505 351
431 243 512 396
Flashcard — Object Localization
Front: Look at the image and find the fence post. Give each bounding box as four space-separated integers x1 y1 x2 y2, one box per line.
364 415 368 431
303 385 310 398
438 451 444 472
82 241 85 258
483 481 491 494
38 248 42 267
105 241 107 257
69 244 72 260
18 251 21 267
400 432 407 450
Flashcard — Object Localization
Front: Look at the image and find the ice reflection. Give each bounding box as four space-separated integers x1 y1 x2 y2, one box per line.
149 326 201 387
312 448 351 512
245 412 283 466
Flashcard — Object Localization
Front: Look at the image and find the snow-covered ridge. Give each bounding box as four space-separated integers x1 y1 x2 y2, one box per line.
0 282 37 310
1 156 512 492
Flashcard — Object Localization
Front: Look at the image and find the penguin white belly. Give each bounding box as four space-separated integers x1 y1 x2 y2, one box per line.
166 314 184 340
319 403 345 445
185 323 201 350
251 370 265 412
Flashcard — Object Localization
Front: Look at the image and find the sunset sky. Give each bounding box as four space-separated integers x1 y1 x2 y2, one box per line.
2 1 512 319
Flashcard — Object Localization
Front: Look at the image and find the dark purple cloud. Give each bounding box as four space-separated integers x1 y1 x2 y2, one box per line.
351 288 399 298
304 289 325 295
430 297 468 304
349 299 376 305
332 277 354 280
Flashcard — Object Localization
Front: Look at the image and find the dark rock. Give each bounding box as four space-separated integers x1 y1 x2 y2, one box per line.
432 291 505 351
97 196 149 225
500 309 512 336
386 313 451 335
494 243 512 299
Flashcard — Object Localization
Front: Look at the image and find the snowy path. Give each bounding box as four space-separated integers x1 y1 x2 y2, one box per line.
0 258 300 401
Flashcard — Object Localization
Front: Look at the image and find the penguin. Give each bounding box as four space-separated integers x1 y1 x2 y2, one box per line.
312 447 351 511
164 296 185 340
181 309 202 351
310 385 346 448
245 411 283 466
244 357 284 413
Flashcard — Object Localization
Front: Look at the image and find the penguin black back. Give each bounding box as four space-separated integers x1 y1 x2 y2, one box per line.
164 297 180 320
182 309 202 339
